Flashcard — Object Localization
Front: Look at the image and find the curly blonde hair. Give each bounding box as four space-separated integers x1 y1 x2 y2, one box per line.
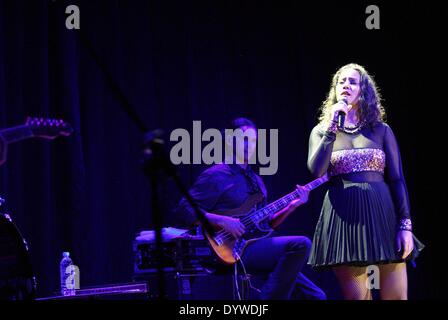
318 63 386 127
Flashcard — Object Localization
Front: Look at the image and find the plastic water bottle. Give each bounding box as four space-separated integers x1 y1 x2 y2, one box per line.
60 252 76 296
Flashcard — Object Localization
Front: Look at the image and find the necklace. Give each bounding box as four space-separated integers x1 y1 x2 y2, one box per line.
341 121 364 134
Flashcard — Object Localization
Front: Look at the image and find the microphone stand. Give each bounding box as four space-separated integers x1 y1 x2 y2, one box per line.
51 0 215 299
140 133 167 299
141 131 215 299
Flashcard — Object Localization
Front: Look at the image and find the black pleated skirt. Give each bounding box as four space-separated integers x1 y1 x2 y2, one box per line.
308 178 425 269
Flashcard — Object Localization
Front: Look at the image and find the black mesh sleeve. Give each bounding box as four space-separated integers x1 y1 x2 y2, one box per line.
307 125 336 177
383 124 412 220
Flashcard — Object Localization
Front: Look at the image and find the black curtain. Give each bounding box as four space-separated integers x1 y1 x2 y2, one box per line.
0 0 446 298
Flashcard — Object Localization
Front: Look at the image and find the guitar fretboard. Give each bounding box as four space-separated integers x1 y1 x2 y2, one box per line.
249 174 329 223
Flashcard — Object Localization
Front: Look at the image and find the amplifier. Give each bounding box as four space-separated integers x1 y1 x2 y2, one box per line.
133 236 220 274
133 272 263 300
133 272 235 300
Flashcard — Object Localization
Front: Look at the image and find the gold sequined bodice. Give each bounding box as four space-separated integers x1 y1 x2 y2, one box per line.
329 148 386 177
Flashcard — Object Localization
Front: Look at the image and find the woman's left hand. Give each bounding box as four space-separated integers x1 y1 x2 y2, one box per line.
396 230 414 259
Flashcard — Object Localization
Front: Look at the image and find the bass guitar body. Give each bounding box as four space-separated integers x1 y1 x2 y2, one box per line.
202 174 329 265
203 193 273 264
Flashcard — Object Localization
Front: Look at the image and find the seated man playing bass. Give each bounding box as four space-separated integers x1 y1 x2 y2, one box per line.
176 117 326 300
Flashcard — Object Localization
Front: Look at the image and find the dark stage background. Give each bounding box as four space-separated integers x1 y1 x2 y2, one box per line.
0 0 446 299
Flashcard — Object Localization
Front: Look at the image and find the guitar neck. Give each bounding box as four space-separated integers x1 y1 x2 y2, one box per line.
304 174 329 192
251 174 329 221
0 125 34 144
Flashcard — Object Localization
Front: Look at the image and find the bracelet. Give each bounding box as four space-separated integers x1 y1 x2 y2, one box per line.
326 120 338 134
397 218 412 232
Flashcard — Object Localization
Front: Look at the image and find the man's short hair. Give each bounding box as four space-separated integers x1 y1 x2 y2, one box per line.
221 117 257 139
229 117 257 131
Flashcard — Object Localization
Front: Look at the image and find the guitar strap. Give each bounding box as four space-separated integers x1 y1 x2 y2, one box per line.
242 166 266 210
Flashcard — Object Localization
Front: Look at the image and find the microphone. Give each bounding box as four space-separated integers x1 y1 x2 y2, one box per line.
337 97 348 129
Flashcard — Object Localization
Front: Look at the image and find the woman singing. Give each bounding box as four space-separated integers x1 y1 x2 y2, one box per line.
307 63 424 300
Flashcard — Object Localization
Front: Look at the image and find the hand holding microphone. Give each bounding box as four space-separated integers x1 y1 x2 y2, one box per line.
337 97 348 129
331 97 349 130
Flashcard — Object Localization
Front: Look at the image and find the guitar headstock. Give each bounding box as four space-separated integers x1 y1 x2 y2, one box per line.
26 117 73 139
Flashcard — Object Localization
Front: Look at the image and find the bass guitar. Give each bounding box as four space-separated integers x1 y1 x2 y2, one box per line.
203 174 329 264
